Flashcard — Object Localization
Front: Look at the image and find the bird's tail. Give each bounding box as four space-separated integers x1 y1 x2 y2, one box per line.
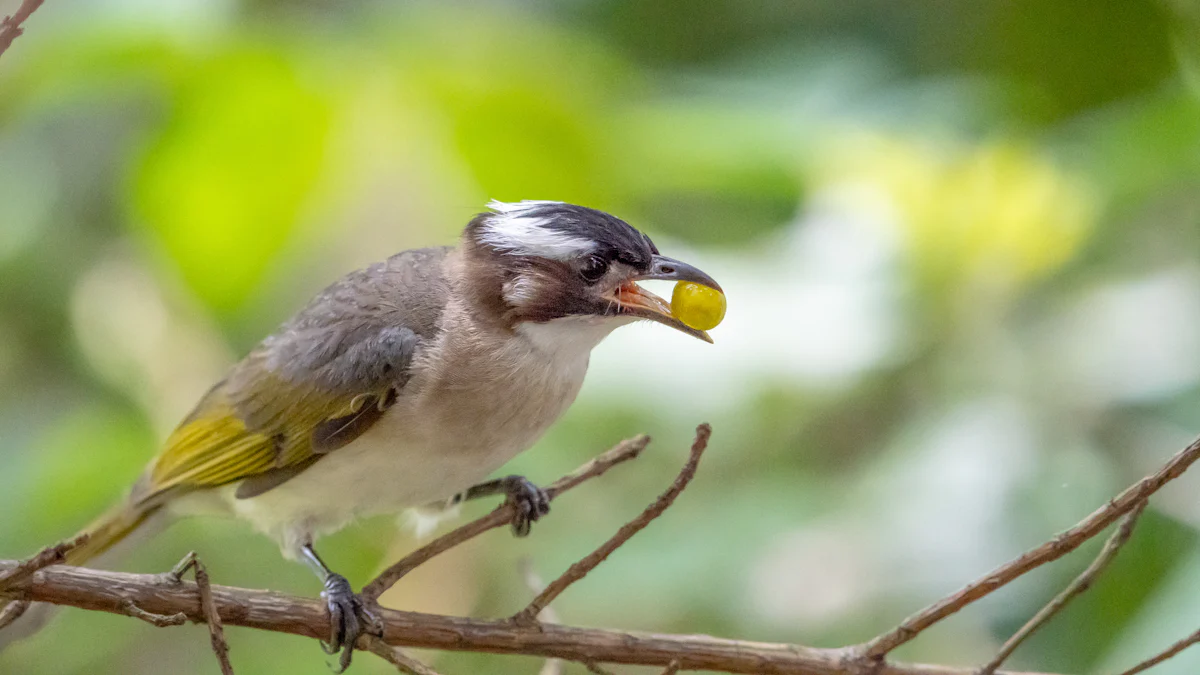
1 498 161 651
64 499 160 567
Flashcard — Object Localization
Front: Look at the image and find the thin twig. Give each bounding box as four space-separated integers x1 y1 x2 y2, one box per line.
24 424 1200 675
120 599 187 627
520 559 561 624
513 425 711 624
0 533 87 631
363 635 444 675
662 659 683 674
0 0 46 59
361 435 651 604
170 552 235 675
0 534 87 592
978 501 1148 675
3 555 1057 674
857 434 1200 659
1115 627 1200 675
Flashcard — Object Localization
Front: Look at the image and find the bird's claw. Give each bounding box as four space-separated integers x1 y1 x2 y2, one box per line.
504 476 550 537
320 573 378 672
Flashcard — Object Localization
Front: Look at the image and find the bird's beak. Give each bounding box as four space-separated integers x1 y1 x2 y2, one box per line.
609 255 722 343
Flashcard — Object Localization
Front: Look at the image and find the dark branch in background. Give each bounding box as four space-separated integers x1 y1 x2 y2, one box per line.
4 429 1200 674
978 501 1148 675
0 0 46 59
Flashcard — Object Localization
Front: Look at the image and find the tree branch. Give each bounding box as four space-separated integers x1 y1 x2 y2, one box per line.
0 534 86 593
0 599 29 631
978 501 1148 675
0 0 46 59
5 431 1200 674
168 551 234 675
0 534 87 633
855 434 1200 660
361 434 650 604
119 599 188 627
1115 626 1200 675
514 424 709 624
362 636 445 675
0 544 1051 675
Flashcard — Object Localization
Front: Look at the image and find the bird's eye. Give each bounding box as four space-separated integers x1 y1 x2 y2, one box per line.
579 255 609 283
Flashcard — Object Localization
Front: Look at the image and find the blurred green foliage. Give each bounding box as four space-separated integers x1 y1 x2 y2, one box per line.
3 1 1200 673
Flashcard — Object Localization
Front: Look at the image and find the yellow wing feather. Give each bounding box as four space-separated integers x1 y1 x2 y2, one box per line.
139 247 445 503
149 400 277 490
142 378 377 503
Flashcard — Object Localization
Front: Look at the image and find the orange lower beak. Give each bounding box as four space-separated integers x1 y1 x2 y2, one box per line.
616 282 672 315
611 282 713 343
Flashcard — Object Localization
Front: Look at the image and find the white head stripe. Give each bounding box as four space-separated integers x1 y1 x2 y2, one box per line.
479 200 596 259
487 199 563 214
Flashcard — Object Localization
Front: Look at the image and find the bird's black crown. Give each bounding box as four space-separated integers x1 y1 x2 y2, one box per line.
473 200 659 270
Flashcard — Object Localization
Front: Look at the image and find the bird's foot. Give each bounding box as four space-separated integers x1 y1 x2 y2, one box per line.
320 573 380 672
502 475 550 537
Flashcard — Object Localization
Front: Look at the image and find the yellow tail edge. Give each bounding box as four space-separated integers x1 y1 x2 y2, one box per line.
63 501 158 567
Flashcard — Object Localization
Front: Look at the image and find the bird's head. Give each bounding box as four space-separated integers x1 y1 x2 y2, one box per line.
462 200 722 344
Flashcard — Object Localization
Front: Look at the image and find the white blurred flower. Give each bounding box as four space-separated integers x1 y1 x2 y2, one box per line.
1047 267 1200 405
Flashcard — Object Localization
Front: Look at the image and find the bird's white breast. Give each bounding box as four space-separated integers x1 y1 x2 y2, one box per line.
211 314 623 557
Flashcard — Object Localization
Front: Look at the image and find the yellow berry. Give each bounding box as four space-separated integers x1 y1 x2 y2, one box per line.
671 282 726 331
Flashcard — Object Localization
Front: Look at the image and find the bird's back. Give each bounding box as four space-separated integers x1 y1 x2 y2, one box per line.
136 246 455 508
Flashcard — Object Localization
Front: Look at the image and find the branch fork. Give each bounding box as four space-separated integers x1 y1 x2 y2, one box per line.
0 0 46 59
6 427 1200 675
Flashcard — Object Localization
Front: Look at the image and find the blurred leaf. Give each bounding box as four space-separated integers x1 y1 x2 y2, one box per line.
400 12 629 207
616 104 804 244
1172 0 1200 97
1077 92 1200 207
0 32 186 123
983 0 1175 123
0 134 55 264
8 403 153 546
448 89 601 202
132 42 332 316
818 134 1096 309
1094 541 1200 675
575 0 819 66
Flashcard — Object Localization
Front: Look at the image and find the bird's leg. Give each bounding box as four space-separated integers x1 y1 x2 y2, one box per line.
451 475 550 537
300 543 380 672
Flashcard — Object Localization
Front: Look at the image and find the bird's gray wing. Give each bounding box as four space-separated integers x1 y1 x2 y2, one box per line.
141 247 452 503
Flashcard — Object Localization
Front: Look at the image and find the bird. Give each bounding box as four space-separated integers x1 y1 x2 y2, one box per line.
1 200 721 669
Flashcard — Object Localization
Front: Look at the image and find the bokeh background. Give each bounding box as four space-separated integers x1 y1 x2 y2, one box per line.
4 1 1200 673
